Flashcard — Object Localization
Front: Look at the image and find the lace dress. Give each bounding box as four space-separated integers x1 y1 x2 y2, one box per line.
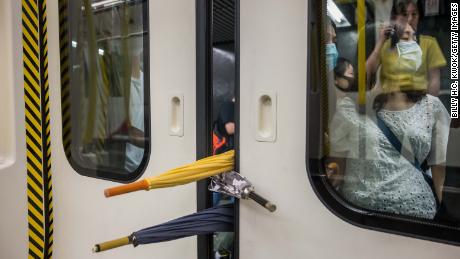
330 95 450 219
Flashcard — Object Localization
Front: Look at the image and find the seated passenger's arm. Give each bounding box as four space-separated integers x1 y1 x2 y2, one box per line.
326 156 347 188
432 164 446 202
427 68 441 96
129 126 145 148
429 98 451 202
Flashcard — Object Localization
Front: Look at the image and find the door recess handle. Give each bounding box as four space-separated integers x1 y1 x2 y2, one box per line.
255 92 277 142
169 94 184 137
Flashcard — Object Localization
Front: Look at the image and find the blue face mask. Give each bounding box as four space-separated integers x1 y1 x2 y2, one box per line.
325 43 339 71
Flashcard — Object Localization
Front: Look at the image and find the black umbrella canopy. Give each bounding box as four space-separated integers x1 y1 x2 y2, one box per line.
133 205 234 246
94 205 234 252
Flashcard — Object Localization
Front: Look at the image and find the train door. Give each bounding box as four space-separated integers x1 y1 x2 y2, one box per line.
238 0 460 258
0 0 198 258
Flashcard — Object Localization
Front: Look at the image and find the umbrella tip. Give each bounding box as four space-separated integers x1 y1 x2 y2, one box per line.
92 245 100 253
266 202 277 212
104 189 111 197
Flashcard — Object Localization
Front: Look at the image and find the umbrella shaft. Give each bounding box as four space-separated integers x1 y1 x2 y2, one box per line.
248 192 277 212
93 236 131 253
105 179 150 197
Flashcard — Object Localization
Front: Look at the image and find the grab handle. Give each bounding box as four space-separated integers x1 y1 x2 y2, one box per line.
255 92 277 142
169 94 184 136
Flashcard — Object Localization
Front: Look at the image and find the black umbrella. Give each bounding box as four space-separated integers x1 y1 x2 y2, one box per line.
209 171 277 212
93 205 233 253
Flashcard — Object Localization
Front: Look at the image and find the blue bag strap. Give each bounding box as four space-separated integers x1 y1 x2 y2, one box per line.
376 114 439 207
376 115 422 171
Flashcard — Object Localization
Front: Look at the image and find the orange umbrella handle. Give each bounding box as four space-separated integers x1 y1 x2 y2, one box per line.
104 179 150 197
93 236 131 253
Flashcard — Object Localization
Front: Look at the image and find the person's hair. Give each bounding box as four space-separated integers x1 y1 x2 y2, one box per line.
333 58 351 78
390 0 423 46
373 90 427 111
326 18 337 34
333 57 358 92
391 0 424 22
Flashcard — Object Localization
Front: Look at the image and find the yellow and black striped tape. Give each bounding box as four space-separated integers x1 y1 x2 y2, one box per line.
58 0 71 159
318 0 329 156
22 0 54 258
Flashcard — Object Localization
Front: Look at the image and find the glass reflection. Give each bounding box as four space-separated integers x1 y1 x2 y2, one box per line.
323 0 456 222
66 0 148 177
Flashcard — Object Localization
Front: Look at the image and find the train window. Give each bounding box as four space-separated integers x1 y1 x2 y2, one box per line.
307 0 460 244
60 0 150 182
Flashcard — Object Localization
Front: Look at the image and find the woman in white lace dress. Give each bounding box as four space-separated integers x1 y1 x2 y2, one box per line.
330 94 450 219
329 41 450 219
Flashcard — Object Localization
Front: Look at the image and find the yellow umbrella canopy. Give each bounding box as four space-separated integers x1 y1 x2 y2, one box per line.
105 150 234 197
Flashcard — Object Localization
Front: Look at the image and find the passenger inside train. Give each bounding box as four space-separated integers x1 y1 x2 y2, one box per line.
366 0 446 95
322 0 458 222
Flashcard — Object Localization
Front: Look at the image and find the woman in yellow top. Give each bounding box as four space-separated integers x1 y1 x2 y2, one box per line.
367 0 446 95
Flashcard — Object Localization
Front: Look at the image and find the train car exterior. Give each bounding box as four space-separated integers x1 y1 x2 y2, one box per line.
1 0 460 258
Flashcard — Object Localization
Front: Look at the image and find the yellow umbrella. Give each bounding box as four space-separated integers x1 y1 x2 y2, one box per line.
104 150 234 197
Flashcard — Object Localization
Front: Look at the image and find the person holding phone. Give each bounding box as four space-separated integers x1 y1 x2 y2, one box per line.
367 0 446 95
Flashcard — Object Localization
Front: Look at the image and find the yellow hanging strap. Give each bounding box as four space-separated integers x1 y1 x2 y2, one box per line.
95 52 110 150
104 150 235 197
82 0 99 145
357 0 366 113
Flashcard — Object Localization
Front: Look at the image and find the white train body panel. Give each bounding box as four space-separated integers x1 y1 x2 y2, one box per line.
0 0 459 258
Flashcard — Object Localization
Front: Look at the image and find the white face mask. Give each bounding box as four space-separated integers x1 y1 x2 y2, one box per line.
396 40 423 71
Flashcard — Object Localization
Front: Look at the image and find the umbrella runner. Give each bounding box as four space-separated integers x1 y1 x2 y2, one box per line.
209 171 277 212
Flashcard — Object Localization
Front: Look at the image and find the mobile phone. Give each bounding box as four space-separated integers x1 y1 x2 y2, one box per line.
385 25 396 38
